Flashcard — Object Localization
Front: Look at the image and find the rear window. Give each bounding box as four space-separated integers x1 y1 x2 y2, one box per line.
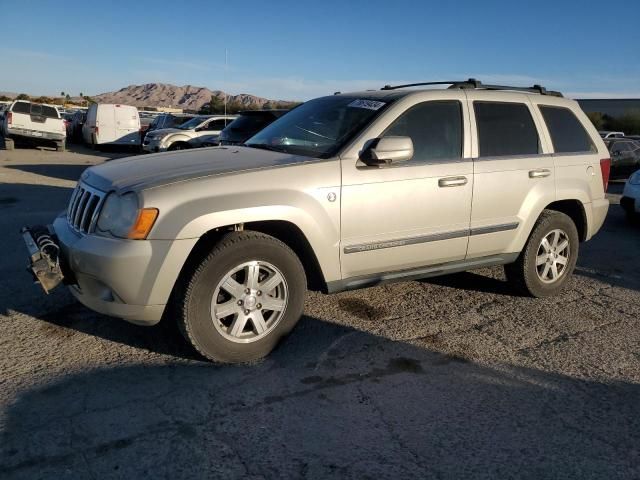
539 106 596 153
11 102 31 114
474 102 540 157
11 101 59 118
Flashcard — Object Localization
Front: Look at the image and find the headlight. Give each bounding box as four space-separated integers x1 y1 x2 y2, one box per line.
96 193 158 239
629 171 640 185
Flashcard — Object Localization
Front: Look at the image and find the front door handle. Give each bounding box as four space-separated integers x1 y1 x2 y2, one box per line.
529 168 551 178
438 176 468 188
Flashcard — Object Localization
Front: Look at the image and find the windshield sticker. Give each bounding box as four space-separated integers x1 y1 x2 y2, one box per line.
347 99 386 111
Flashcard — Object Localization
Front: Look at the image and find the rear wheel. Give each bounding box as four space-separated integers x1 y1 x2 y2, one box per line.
55 140 65 152
505 210 579 297
176 231 306 363
3 138 14 150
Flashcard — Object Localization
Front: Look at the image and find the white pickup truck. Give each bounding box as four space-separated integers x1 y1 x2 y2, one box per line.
1 100 66 151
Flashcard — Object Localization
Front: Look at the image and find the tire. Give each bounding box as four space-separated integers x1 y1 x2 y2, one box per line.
168 142 188 151
504 210 579 297
176 231 307 363
3 138 14 150
625 209 640 225
56 140 65 152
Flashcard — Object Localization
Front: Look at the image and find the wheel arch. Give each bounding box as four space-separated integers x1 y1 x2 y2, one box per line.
170 221 328 299
543 199 588 242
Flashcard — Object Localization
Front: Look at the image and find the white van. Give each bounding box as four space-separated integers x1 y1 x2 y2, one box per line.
82 104 141 147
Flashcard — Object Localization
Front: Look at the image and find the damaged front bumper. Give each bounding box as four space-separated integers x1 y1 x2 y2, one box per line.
21 225 69 293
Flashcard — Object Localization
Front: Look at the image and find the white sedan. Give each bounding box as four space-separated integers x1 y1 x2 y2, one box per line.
621 169 640 221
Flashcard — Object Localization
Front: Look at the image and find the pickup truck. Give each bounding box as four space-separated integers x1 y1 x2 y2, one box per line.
1 100 66 151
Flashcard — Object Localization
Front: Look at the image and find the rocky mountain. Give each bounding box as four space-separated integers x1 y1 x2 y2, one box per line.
92 83 293 111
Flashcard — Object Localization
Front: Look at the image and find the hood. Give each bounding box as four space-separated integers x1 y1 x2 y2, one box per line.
80 146 313 192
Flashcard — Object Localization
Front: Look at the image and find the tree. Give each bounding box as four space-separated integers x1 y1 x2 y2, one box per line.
16 93 30 100
586 111 604 131
0 95 10 102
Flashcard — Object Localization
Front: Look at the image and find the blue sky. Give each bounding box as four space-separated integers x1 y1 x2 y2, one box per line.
1 0 639 100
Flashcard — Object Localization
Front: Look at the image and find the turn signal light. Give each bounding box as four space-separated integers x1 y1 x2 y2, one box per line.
128 208 159 239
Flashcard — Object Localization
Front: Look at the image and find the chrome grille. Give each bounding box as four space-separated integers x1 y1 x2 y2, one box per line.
67 183 106 234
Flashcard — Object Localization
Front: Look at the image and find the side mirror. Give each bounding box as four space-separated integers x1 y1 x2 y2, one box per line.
360 136 414 166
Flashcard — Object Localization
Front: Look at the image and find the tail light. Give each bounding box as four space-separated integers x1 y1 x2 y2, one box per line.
600 158 611 191
7 112 12 125
94 126 99 135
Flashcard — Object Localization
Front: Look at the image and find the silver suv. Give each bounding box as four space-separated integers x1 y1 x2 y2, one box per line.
142 115 236 152
23 79 610 363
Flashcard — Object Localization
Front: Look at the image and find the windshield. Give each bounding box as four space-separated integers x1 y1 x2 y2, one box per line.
245 96 392 158
176 116 209 130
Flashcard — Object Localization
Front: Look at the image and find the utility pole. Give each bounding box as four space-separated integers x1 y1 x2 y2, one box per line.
223 48 228 120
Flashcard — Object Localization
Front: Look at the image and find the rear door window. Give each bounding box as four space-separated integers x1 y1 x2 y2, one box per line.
474 102 540 157
539 106 595 153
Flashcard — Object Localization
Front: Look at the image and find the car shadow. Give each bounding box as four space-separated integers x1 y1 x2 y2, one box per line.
418 268 518 297
5 163 91 182
2 316 639 478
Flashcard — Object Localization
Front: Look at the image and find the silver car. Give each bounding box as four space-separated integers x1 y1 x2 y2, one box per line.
142 115 236 152
23 79 610 363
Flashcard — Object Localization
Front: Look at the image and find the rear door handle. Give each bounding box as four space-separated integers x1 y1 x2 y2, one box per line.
438 176 468 188
529 169 551 178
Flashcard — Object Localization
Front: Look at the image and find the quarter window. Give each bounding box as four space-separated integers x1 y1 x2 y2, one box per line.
382 101 463 163
474 102 540 157
539 106 596 153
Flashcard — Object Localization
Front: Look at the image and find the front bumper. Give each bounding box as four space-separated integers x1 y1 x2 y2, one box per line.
25 214 196 326
142 138 166 153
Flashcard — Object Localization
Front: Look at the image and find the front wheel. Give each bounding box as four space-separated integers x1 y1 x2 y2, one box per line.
168 142 188 151
176 231 307 363
505 210 579 297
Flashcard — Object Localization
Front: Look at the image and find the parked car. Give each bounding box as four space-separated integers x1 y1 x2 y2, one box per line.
215 110 289 147
186 110 288 149
621 169 640 222
186 134 220 148
82 104 141 148
22 79 610 363
142 115 236 152
599 131 625 139
67 110 87 143
1 100 66 150
145 113 195 137
605 138 640 178
63 112 74 137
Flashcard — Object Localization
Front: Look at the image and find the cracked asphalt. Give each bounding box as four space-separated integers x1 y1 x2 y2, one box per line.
1 145 639 479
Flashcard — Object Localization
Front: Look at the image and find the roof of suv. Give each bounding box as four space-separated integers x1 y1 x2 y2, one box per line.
334 78 564 101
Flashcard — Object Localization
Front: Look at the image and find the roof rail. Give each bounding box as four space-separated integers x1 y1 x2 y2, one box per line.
381 78 563 97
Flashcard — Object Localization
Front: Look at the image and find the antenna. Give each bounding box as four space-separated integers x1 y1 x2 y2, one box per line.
224 48 228 122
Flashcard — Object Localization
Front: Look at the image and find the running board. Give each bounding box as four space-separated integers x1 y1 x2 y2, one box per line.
326 253 519 294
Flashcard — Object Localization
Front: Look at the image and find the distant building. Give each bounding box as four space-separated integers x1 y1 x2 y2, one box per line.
577 99 640 117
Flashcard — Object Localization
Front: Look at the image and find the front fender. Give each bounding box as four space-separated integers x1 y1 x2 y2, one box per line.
162 134 192 147
141 161 342 283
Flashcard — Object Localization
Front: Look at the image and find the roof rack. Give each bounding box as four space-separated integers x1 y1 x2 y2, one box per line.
380 78 563 97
